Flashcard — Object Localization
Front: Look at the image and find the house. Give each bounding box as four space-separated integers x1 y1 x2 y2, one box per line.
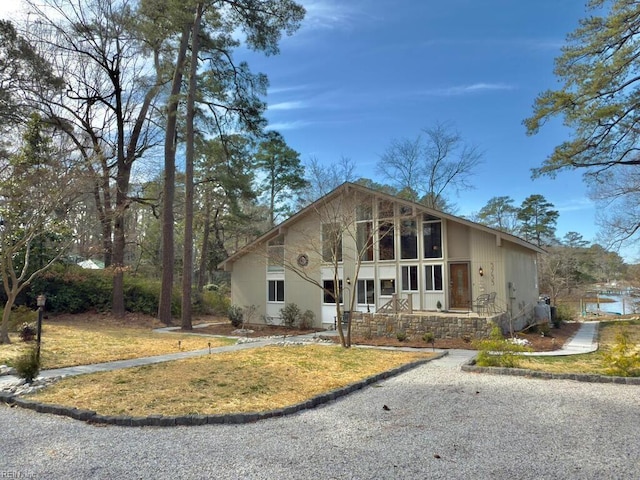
219 182 545 336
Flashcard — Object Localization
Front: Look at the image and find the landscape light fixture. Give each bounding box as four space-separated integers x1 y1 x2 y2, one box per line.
36 294 46 363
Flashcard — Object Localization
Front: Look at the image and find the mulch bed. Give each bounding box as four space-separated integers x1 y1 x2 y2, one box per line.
193 320 582 351
334 321 582 351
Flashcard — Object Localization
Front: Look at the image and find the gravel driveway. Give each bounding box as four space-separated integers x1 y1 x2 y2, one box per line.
1 351 639 479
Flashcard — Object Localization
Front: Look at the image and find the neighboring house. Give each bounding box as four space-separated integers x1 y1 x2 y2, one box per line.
219 182 544 332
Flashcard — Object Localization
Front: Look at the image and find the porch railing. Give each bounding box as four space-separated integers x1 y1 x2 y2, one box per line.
377 294 413 314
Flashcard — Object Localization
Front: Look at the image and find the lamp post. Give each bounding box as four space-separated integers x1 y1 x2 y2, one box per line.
36 294 46 363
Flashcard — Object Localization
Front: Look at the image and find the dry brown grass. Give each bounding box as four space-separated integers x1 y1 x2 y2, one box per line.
0 315 235 369
29 345 435 416
516 320 640 375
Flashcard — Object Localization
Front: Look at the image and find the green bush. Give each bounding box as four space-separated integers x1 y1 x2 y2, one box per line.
422 332 435 344
27 263 184 317
396 331 407 342
554 303 576 326
12 347 40 383
473 325 530 368
228 305 244 328
603 329 640 377
280 303 301 328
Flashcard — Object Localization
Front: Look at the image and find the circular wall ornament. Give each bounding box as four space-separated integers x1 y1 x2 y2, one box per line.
297 253 309 267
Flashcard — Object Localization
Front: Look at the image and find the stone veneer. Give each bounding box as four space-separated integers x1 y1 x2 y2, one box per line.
350 311 511 340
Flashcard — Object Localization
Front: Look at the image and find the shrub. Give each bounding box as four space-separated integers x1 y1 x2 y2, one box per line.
603 329 640 377
422 332 435 344
473 325 531 368
200 289 231 316
280 303 301 328
12 347 40 383
299 309 315 330
396 331 407 342
18 322 37 342
228 305 244 328
554 303 576 326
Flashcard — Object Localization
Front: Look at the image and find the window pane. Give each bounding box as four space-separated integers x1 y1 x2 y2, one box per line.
402 266 418 291
434 265 443 291
380 279 395 295
366 280 374 304
423 221 442 258
425 266 434 291
400 219 417 259
378 200 394 218
322 224 343 262
323 280 343 303
425 265 443 291
268 280 276 301
379 221 394 260
356 203 372 221
357 222 374 261
357 280 366 304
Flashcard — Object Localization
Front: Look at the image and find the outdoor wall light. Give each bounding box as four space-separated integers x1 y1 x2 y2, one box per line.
478 267 484 277
346 277 351 285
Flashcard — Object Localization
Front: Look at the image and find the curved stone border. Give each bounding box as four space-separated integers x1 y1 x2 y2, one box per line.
462 361 640 385
0 352 447 427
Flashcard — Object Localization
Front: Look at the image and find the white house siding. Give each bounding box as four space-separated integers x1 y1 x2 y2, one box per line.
230 249 268 317
468 229 507 308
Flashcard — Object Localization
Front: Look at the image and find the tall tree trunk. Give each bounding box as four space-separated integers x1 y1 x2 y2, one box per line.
158 22 191 325
197 195 212 292
182 3 203 331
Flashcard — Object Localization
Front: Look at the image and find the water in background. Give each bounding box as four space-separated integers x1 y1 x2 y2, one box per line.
584 295 638 315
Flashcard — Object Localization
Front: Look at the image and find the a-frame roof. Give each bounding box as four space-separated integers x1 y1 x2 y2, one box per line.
218 182 544 270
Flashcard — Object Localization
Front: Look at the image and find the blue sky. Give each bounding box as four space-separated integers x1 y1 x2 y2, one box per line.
1 1 632 260
240 1 633 258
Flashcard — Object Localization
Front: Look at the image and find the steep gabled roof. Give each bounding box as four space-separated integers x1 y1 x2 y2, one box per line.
218 182 544 270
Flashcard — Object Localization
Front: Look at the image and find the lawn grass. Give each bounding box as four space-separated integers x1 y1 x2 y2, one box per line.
28 345 435 416
516 320 640 376
0 319 235 369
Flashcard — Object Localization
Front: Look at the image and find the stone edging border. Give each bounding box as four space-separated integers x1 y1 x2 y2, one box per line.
461 361 640 385
0 352 447 427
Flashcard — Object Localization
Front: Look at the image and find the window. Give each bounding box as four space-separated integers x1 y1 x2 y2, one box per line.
323 279 343 304
400 219 418 259
357 279 375 304
356 221 374 261
267 235 284 271
425 265 444 291
380 278 396 296
399 204 413 217
356 202 372 221
268 280 285 302
423 218 442 259
401 265 418 291
378 199 394 218
322 224 343 263
378 221 395 260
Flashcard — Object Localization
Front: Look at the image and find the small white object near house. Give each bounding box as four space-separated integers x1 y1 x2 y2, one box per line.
77 259 101 270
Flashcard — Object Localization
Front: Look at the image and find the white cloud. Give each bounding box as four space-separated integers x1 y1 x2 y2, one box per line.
424 83 516 96
299 0 359 30
268 101 307 111
266 120 312 131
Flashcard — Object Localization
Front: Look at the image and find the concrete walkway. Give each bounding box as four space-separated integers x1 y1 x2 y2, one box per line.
0 321 599 388
522 321 599 356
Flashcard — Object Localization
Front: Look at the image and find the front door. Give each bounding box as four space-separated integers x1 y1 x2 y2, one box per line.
449 263 470 310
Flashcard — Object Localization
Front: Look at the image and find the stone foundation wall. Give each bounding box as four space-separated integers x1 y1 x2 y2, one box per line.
350 311 510 340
